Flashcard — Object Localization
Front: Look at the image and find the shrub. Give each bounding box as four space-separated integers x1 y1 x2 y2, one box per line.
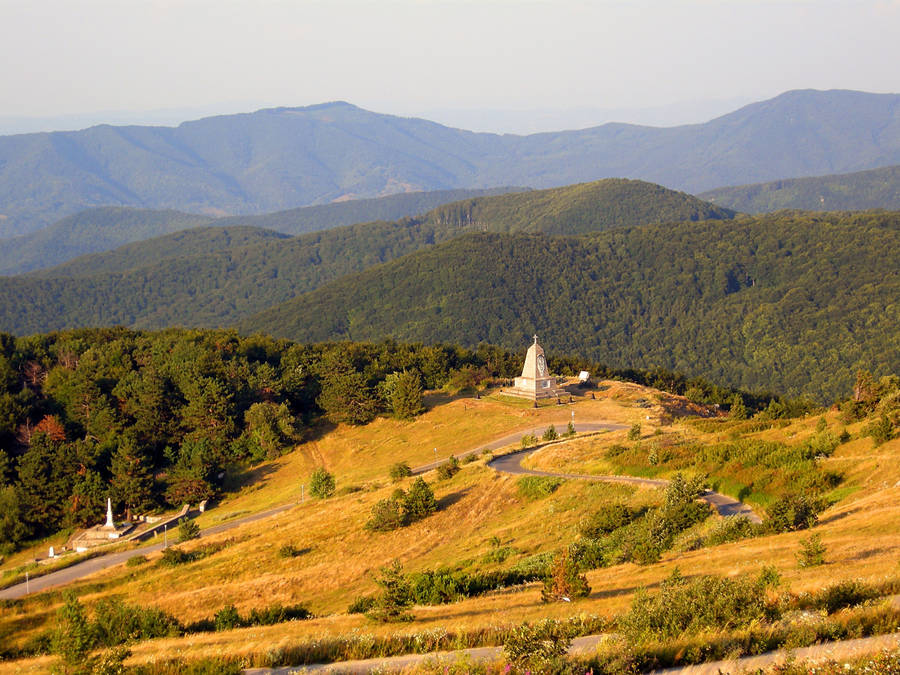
125 555 148 567
520 434 538 448
278 543 303 558
402 477 437 522
52 591 93 670
436 456 459 480
93 598 183 646
729 393 748 420
621 568 776 642
865 415 895 446
510 552 553 578
502 618 574 674
796 533 826 568
578 504 639 538
541 548 590 602
627 423 641 441
177 518 200 543
812 579 878 614
766 494 823 533
702 515 760 547
246 603 310 626
367 561 413 623
565 421 575 437
157 547 194 567
605 443 628 458
347 595 376 614
389 462 412 482
516 476 564 500
366 497 406 532
214 605 241 631
541 425 559 442
309 467 336 499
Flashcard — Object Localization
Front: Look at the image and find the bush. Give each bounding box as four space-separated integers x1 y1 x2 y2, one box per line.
541 549 590 602
865 415 895 446
125 555 148 567
402 477 437 522
516 476 564 500
347 595 376 614
520 434 538 448
702 515 760 547
366 497 406 532
246 603 310 626
52 591 93 670
796 533 826 568
214 605 241 631
811 579 878 614
93 597 183 646
627 423 641 441
309 467 335 499
622 568 776 642
766 494 823 533
502 618 574 674
278 543 303 558
578 504 639 538
177 518 200 543
157 547 194 567
542 425 559 442
436 456 459 480
389 462 412 482
565 421 575 437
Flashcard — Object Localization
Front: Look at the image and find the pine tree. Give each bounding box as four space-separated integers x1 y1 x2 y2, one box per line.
402 477 436 522
729 393 748 420
109 437 155 520
389 370 425 420
52 591 94 672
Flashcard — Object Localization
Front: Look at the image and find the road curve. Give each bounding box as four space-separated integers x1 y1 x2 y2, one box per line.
487 432 762 523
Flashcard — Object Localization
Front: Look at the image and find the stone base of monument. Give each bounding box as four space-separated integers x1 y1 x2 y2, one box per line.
69 521 136 549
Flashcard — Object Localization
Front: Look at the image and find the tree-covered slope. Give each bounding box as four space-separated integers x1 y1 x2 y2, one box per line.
27 226 290 279
0 208 214 276
698 165 900 213
2 89 899 236
0 179 726 331
239 212 900 401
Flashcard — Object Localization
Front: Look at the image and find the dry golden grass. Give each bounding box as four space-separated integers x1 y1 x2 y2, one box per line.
3 383 899 674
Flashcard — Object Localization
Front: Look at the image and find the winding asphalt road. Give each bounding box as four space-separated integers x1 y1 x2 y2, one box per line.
0 419 759 600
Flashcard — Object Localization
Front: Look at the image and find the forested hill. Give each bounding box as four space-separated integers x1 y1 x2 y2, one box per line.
699 165 900 213
239 211 900 401
0 179 727 330
1 187 523 276
0 208 214 277
2 89 899 235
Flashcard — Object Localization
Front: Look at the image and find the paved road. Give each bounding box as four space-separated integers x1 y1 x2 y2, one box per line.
0 502 297 600
488 435 762 522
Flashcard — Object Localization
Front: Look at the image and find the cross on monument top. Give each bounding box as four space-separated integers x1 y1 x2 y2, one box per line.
533 334 538 344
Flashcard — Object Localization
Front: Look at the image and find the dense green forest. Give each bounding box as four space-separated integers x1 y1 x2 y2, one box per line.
700 165 900 213
2 90 899 235
0 208 213 277
0 179 728 331
0 329 765 552
240 211 900 401
1 188 522 276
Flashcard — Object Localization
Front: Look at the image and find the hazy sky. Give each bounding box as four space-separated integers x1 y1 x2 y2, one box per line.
2 0 899 132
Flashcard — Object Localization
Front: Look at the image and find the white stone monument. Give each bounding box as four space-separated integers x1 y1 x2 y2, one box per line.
504 335 566 400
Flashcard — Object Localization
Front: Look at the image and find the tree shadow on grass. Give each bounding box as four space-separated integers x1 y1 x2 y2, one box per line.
223 463 279 493
436 487 472 511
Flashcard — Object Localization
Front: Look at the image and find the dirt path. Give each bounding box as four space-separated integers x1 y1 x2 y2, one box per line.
244 631 900 674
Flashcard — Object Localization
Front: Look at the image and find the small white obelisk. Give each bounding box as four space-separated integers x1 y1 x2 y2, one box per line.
105 498 114 528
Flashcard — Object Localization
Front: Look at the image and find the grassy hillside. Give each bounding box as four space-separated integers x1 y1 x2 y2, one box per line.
241 211 900 401
0 208 213 276
699 165 900 213
2 89 899 235
2 378 898 673
0 179 730 331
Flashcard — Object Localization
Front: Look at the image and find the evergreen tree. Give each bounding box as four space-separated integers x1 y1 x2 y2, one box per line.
52 591 94 673
402 477 437 522
309 467 336 499
16 432 77 534
367 560 413 622
729 393 748 420
389 370 425 420
0 486 29 549
69 469 106 528
317 370 380 425
109 436 156 519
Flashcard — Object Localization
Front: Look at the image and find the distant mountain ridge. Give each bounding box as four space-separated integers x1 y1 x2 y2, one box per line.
1 89 899 236
699 165 900 213
0 186 523 276
0 179 731 331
